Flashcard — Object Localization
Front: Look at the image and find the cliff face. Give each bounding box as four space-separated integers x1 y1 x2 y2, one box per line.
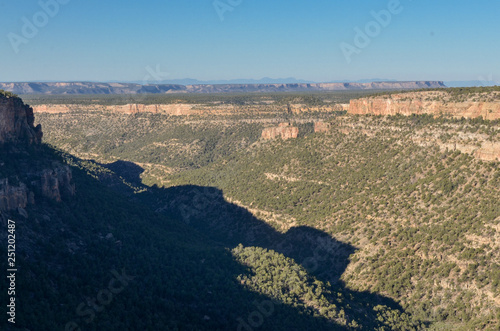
33 103 202 116
0 93 75 212
349 92 500 120
33 103 348 116
0 179 33 211
37 165 76 202
0 94 42 144
262 123 299 140
0 167 75 212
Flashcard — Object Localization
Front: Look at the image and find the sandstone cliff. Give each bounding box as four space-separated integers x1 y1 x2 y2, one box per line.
33 103 203 116
0 165 75 211
262 123 299 140
0 92 75 212
32 102 351 116
349 91 500 120
0 93 42 144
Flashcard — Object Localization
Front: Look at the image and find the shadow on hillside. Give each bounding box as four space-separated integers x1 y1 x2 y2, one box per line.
89 160 412 328
143 184 408 324
9 159 347 331
103 160 145 185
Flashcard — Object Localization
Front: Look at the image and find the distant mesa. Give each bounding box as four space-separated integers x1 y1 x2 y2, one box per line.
0 81 446 95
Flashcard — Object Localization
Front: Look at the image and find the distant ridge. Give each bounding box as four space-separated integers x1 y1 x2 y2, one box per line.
0 81 446 95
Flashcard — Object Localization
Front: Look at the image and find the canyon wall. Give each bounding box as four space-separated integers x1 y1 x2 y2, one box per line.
262 123 299 140
349 93 500 120
0 93 75 212
32 102 351 116
0 94 42 144
33 103 203 116
0 165 75 211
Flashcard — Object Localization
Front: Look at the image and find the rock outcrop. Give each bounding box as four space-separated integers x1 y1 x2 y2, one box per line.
0 91 75 211
262 123 299 140
37 165 76 202
349 92 500 120
0 179 33 211
0 93 42 144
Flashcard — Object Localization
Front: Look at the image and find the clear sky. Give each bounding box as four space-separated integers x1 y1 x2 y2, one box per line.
1 0 499 83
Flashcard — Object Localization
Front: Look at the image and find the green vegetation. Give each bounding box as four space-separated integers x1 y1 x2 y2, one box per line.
0 89 18 98
233 245 421 330
166 126 499 329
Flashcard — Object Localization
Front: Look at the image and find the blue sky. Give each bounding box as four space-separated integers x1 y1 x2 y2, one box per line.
1 0 499 83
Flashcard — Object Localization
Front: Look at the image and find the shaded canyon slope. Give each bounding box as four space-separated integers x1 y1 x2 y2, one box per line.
0 91 74 212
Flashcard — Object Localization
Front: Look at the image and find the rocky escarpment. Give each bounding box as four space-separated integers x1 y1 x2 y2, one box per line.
0 91 75 212
33 103 203 116
0 164 75 211
37 165 76 202
0 92 42 144
262 123 299 140
349 91 500 120
0 179 33 211
32 103 350 116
